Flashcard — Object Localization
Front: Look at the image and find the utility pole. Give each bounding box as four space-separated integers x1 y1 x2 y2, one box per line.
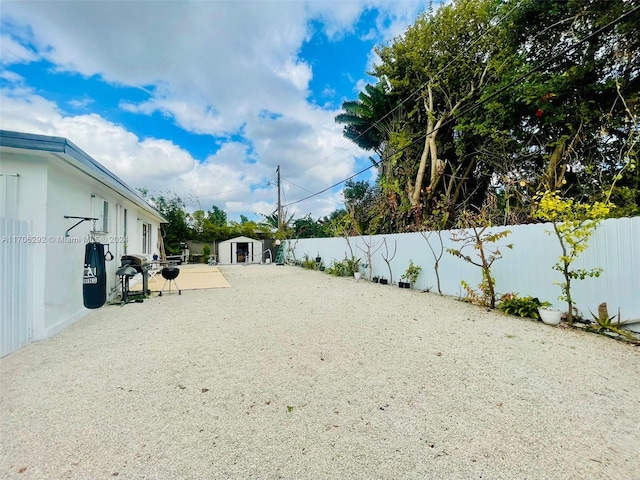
276 165 283 232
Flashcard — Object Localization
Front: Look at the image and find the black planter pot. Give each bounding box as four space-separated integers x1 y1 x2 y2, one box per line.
315 256 322 263
372 276 379 283
399 281 410 289
379 278 388 285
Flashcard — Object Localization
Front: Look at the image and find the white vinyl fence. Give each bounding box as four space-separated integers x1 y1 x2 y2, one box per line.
289 217 640 324
1 217 33 357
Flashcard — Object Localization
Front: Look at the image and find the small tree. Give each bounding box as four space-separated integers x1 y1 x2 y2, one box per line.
448 209 513 309
533 191 611 326
358 235 383 281
420 201 448 295
381 238 397 284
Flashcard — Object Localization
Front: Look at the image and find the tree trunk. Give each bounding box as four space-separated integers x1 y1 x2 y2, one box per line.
541 138 567 191
411 86 438 207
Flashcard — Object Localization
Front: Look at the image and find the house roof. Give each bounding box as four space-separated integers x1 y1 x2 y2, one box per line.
0 130 166 223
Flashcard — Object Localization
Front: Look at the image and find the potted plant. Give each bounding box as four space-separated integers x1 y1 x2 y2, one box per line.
404 260 422 289
538 306 563 325
372 275 379 283
344 256 362 280
398 277 410 289
379 277 388 285
315 253 322 264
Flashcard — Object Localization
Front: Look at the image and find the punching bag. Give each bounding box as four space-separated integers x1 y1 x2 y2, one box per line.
83 242 107 309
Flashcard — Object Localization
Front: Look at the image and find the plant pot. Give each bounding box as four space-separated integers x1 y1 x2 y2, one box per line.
372 277 379 283
379 278 388 285
538 307 563 325
399 281 410 289
354 272 362 281
319 266 325 272
315 256 322 263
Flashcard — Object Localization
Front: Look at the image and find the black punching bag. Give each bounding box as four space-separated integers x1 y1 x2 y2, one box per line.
83 242 107 309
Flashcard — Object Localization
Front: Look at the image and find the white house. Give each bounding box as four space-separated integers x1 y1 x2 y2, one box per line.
0 130 166 357
217 236 263 264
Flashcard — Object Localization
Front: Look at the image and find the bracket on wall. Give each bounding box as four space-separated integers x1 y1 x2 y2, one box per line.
64 216 98 238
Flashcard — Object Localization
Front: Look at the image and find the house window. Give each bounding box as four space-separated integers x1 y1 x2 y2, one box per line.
91 195 109 233
142 222 151 254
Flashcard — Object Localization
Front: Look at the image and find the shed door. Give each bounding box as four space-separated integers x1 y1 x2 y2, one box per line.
236 242 249 263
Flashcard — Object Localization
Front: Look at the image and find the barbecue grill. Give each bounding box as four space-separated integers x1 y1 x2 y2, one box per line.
117 255 150 303
159 266 181 295
116 264 145 303
121 254 150 294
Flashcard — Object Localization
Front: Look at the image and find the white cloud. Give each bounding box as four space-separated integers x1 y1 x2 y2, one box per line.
0 1 432 221
0 34 38 64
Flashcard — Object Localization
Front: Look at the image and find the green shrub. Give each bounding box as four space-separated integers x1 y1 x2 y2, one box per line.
497 293 549 319
202 244 211 263
302 254 316 269
325 260 349 276
404 260 422 285
344 257 361 276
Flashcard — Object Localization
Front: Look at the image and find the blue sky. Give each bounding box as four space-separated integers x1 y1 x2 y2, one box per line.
0 1 434 222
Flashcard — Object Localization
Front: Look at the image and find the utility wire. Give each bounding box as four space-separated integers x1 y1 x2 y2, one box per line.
179 179 274 202
168 1 526 206
282 178 315 194
284 164 376 208
283 0 527 181
283 2 639 209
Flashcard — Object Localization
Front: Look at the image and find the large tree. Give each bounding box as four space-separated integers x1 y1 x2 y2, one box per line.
337 0 639 231
372 0 499 224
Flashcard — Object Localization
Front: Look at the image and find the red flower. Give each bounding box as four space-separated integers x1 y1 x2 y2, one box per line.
536 109 544 117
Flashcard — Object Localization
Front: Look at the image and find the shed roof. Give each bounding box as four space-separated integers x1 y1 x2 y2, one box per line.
0 130 166 223
218 235 261 245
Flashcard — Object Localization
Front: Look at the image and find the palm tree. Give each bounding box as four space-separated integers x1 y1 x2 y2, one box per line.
335 82 400 163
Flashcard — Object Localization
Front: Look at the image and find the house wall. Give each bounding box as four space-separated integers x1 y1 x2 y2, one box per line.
289 217 640 326
1 149 162 346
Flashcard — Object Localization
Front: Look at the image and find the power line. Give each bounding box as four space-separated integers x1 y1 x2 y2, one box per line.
283 0 527 182
183 1 527 209
179 179 274 201
282 178 315 194
282 2 639 209
283 164 375 208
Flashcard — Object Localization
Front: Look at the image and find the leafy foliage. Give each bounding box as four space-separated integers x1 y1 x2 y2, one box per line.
447 208 513 309
403 260 422 286
587 302 637 341
497 293 549 319
534 191 612 325
335 0 637 232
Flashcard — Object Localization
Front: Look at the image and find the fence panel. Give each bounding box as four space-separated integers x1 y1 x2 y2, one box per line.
291 217 640 323
1 217 32 357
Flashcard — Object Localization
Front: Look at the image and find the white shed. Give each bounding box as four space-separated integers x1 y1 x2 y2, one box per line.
217 236 263 264
0 130 166 357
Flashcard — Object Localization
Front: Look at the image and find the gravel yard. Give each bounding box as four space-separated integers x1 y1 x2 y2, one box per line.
1 264 639 479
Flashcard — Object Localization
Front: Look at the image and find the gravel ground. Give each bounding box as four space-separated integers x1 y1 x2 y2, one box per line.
1 264 639 480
